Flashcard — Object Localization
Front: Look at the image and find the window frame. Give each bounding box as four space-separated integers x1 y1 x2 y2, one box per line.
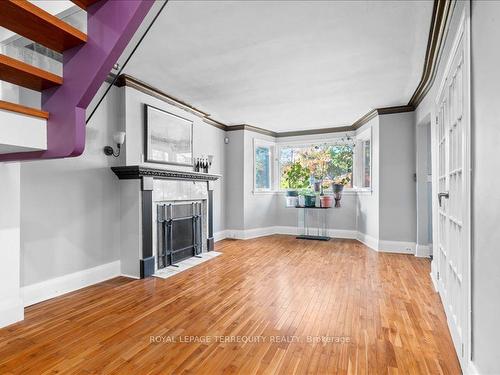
354 127 372 192
253 138 275 193
276 138 356 193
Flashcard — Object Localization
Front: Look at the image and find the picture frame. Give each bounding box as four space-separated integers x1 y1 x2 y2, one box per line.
144 104 193 166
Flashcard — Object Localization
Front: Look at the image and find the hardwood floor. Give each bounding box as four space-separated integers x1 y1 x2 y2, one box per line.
0 235 461 374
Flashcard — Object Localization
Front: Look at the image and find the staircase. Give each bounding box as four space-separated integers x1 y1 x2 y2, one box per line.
0 0 154 161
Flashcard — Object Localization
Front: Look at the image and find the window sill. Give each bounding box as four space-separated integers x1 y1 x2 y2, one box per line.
272 189 368 196
252 190 279 195
252 189 372 196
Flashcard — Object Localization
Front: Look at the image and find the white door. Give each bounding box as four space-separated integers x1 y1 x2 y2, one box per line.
434 9 470 368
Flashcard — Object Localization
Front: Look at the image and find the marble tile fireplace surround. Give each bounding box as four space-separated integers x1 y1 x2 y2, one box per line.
112 166 220 279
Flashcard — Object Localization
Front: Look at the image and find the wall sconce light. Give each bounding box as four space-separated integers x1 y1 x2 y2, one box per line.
104 131 125 157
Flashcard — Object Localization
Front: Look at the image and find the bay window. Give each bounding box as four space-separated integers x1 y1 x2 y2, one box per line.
278 142 354 191
252 130 372 194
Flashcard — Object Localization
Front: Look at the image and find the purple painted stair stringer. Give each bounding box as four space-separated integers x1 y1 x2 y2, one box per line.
0 0 155 162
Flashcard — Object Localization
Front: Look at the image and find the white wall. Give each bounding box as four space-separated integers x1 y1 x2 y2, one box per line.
470 1 500 373
0 162 23 327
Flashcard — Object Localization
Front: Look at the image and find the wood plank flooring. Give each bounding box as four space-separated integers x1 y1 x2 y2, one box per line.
0 235 461 374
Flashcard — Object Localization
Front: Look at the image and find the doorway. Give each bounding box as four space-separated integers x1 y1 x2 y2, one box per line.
432 7 471 370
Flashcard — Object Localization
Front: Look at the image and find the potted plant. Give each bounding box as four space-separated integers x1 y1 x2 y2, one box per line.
298 188 316 207
283 162 310 207
332 175 350 207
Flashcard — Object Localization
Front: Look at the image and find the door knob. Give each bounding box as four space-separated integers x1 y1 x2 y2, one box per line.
438 192 449 207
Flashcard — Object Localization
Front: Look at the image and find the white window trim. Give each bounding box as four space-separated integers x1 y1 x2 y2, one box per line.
354 127 372 192
253 138 275 193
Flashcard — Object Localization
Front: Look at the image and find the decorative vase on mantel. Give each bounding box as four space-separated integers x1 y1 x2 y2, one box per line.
333 184 344 208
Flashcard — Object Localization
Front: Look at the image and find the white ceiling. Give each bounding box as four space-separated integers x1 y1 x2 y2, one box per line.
125 0 433 132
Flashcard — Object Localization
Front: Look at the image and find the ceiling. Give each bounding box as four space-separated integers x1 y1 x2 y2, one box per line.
125 0 433 132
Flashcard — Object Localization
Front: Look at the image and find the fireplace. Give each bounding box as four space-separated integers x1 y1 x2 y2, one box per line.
157 201 203 268
111 165 220 279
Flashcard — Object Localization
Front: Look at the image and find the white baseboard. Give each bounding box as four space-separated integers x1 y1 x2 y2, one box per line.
467 361 480 375
216 227 417 256
0 296 24 328
224 226 357 241
214 230 229 242
416 244 432 258
22 260 121 307
378 240 415 254
356 232 379 251
430 270 439 292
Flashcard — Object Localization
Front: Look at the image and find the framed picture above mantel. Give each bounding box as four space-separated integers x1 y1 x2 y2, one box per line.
144 104 193 167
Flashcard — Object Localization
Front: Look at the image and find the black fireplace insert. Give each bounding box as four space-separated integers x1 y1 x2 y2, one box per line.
157 202 202 269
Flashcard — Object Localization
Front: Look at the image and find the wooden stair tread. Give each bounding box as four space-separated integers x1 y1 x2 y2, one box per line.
0 54 63 91
0 0 87 53
0 100 49 120
71 0 102 10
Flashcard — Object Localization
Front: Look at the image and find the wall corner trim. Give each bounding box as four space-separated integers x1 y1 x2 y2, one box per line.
22 260 121 307
0 297 24 328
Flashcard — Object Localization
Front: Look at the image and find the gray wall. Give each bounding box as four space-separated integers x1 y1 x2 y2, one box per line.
20 88 122 286
120 86 227 233
225 130 245 230
470 1 500 373
243 130 278 230
378 112 416 242
415 115 432 248
20 85 227 287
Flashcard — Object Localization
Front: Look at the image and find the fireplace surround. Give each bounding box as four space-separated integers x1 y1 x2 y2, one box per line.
112 165 220 278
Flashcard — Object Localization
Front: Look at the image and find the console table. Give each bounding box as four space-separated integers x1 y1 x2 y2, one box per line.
293 206 331 241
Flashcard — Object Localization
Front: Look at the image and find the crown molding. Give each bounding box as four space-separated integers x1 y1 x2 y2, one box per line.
225 124 278 137
115 0 449 137
408 0 455 107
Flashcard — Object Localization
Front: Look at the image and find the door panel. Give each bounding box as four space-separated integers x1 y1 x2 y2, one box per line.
435 21 468 365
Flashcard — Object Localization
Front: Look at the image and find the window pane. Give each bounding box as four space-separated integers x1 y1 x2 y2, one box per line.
255 146 271 189
279 144 353 189
363 140 371 188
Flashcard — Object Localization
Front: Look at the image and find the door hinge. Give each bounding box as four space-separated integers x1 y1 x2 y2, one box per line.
461 343 464 357
437 271 440 280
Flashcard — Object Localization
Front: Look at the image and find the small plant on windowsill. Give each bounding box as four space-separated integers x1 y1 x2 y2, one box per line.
283 162 310 197
297 188 316 207
332 175 351 207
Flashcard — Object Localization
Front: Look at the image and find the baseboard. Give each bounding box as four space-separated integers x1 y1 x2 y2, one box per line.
214 230 228 242
416 243 432 258
467 361 480 375
225 226 359 241
22 260 121 307
218 227 416 255
356 232 379 251
0 296 24 328
430 271 439 292
378 240 415 254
